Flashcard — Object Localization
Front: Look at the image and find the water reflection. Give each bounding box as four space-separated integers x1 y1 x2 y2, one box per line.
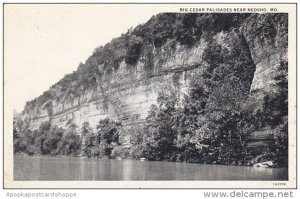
14 156 288 181
122 160 133 180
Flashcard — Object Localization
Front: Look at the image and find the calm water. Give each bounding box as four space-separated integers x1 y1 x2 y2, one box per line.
14 156 288 181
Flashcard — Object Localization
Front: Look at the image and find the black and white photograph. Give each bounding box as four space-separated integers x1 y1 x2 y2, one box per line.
3 3 297 189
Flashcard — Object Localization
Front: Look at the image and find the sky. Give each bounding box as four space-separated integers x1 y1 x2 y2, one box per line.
4 4 162 112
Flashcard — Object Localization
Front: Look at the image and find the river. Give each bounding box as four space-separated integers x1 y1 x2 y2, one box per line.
14 156 288 181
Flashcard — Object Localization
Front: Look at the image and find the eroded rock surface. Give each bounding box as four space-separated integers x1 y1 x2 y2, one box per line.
21 13 288 136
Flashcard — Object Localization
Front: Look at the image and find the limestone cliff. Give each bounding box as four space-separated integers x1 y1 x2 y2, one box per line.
21 13 288 134
241 14 288 110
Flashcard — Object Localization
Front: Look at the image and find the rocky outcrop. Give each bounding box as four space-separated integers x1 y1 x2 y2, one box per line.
23 40 207 130
241 13 288 110
20 13 288 136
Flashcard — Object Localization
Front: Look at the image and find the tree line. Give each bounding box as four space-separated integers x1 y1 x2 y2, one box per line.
13 118 121 158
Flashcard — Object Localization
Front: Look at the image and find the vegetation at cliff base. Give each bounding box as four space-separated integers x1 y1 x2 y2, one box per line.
13 119 121 159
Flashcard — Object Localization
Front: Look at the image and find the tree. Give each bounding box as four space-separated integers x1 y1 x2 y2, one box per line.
42 125 64 155
80 122 94 157
57 122 81 156
272 116 288 167
142 89 179 161
80 121 93 137
174 79 209 162
13 117 32 154
262 61 288 127
128 124 145 158
96 118 121 157
35 121 52 155
260 61 288 167
13 120 22 153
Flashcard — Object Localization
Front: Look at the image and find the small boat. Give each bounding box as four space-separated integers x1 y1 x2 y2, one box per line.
253 161 273 168
140 158 146 161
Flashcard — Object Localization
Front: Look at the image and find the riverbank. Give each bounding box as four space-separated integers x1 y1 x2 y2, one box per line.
14 153 283 168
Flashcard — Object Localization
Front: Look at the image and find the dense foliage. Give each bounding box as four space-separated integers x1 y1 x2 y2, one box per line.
14 118 121 158
14 120 81 156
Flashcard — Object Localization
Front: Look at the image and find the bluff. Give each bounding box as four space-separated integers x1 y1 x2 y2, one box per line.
21 13 288 139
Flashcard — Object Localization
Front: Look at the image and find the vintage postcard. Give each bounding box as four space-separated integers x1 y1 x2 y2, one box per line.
3 3 297 188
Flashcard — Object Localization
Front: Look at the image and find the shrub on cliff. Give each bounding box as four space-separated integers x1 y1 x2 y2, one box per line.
125 35 143 65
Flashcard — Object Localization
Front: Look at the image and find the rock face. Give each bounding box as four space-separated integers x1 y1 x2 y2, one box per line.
21 13 288 135
241 13 288 110
23 40 206 130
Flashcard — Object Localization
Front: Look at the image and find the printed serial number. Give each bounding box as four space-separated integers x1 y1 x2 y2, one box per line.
273 183 286 186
